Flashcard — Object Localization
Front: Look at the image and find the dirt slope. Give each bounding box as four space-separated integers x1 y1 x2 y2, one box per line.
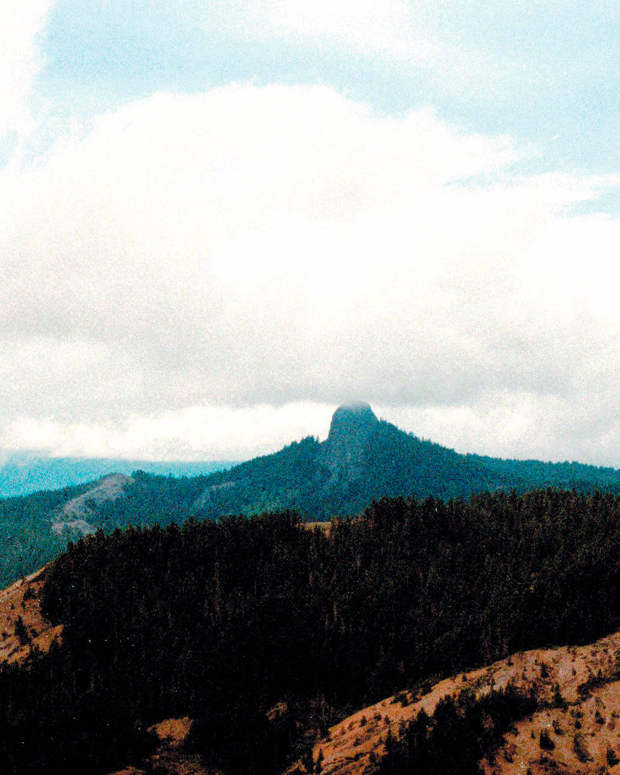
479 678 620 775
3 565 617 775
109 717 217 775
0 566 62 664
107 632 620 775
296 631 620 775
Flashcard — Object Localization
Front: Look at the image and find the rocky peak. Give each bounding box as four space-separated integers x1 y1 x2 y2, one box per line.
322 402 379 479
327 402 378 443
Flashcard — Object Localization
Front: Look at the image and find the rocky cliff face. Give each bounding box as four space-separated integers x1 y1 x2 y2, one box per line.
52 473 134 535
321 401 379 481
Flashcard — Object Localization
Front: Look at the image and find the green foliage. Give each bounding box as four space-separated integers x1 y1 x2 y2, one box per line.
1 414 619 589
378 685 538 775
0 489 619 772
0 482 87 587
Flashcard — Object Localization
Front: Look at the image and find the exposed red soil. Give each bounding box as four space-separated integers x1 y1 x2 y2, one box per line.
109 717 218 775
4 565 618 775
0 566 62 664
304 521 332 536
479 678 620 775
289 631 620 775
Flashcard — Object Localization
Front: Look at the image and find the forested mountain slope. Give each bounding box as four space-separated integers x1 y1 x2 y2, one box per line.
1 401 619 588
0 480 94 587
0 490 619 774
28 401 620 530
182 402 620 520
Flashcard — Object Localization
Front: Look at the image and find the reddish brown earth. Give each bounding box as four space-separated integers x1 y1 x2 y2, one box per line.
287 632 620 775
0 566 62 664
109 717 217 775
305 521 332 536
2 567 618 775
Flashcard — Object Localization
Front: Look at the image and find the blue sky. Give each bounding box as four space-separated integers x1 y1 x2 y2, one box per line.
36 0 620 177
0 1 618 464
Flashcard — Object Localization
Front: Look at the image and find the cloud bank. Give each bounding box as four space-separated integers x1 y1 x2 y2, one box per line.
0 0 53 139
1 84 618 463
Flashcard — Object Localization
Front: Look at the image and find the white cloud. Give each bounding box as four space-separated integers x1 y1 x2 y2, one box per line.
0 0 53 138
208 0 507 100
378 391 620 467
0 84 618 464
240 0 440 64
1 402 333 461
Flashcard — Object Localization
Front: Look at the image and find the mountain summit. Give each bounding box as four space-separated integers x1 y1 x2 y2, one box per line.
181 402 620 520
326 401 378 443
2 400 619 588
323 402 379 479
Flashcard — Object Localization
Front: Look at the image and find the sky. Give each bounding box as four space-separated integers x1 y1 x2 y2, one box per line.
0 0 618 465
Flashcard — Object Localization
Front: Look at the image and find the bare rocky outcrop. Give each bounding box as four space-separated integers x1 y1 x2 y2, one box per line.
193 402 381 512
321 401 379 482
52 472 134 534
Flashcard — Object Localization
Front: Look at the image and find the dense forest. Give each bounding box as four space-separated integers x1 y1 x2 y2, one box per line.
0 483 88 587
1 404 619 590
0 488 618 773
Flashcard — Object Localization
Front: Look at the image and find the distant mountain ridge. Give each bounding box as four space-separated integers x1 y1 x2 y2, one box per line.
0 453 233 498
186 401 620 520
41 401 620 535
0 401 619 587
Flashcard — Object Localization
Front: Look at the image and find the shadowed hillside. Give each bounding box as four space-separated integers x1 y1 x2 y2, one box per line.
0 490 618 773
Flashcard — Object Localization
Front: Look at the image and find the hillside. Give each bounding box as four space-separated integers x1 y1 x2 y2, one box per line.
31 402 620 530
187 402 620 520
306 632 620 775
1 401 619 589
0 567 62 665
0 490 618 773
104 632 620 775
3 556 619 775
